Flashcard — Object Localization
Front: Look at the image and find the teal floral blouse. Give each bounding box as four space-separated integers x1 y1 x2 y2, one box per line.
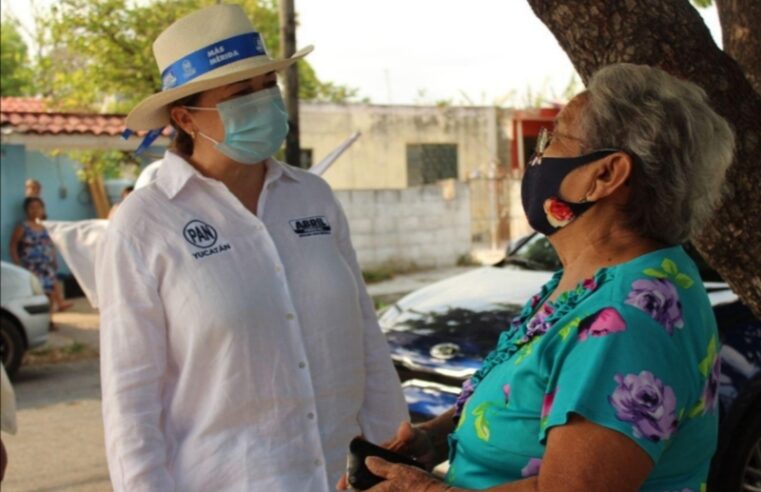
446 246 719 492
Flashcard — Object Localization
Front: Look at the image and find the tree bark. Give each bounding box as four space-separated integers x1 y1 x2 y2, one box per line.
526 0 761 317
716 0 761 95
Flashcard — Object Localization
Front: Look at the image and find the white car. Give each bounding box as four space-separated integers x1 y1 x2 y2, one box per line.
1 261 50 377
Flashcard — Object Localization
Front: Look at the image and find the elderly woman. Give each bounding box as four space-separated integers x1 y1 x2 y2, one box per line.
346 64 734 491
97 5 407 492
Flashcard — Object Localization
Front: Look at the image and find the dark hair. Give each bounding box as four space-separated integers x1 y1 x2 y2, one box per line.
123 185 135 193
168 93 202 156
23 197 44 212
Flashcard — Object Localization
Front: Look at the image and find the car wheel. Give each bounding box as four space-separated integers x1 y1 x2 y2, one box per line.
711 401 761 492
0 316 25 378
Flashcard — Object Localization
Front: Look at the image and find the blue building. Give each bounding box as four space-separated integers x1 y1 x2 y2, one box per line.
0 97 168 276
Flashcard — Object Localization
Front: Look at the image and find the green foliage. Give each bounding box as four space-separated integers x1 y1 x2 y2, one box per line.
35 0 358 113
46 148 139 182
1 18 35 96
362 266 395 284
692 0 713 8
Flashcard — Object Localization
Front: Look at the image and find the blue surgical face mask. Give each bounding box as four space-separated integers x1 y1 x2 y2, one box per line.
186 86 289 164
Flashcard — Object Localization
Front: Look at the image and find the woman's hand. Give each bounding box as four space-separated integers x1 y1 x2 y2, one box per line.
364 457 449 492
336 422 438 490
383 421 438 471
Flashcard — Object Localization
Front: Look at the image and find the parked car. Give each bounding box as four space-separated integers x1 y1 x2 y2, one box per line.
1 261 50 377
380 233 760 492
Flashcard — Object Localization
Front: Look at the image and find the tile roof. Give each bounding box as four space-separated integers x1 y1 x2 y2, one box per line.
0 97 171 137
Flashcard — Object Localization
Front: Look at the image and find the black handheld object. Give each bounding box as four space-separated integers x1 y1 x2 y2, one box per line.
346 437 424 490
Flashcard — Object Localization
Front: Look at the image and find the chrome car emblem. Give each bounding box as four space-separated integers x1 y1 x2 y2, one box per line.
430 343 460 360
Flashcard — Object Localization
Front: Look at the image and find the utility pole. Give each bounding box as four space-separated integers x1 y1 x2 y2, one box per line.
279 0 301 167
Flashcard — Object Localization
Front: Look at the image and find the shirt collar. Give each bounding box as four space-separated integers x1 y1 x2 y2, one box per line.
156 151 301 200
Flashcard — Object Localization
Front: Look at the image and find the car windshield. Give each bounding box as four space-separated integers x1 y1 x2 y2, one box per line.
501 233 725 283
501 234 562 271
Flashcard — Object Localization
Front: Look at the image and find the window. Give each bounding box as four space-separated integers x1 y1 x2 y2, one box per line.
406 144 458 186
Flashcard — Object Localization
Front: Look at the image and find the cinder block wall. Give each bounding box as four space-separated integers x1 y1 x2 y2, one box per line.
334 182 472 269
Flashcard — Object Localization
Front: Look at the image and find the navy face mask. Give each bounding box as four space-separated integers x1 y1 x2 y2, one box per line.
521 150 617 236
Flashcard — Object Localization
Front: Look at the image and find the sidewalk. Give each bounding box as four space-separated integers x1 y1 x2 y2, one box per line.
366 266 478 303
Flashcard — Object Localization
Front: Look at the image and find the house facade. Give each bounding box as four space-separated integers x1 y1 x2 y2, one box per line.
0 97 169 270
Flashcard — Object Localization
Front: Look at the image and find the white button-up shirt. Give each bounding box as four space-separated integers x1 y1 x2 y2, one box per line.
97 151 408 492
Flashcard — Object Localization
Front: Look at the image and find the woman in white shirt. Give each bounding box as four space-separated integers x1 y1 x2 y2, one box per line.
97 5 407 491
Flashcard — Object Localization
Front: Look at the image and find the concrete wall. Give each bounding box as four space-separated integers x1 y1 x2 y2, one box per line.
0 144 97 272
508 178 532 240
335 180 471 269
301 103 499 190
300 103 521 245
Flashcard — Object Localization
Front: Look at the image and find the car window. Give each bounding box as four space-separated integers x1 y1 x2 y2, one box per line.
503 234 561 271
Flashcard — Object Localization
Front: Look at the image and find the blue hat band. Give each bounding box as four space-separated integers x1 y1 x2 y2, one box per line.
161 32 266 90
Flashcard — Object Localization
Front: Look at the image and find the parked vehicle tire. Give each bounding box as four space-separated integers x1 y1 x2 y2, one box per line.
0 315 25 378
710 399 761 492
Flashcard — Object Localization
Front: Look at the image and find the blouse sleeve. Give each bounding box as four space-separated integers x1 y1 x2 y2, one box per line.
539 302 697 462
331 196 409 444
97 226 174 491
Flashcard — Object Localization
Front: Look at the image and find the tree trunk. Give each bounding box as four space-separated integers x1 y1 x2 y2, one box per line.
526 0 761 317
716 0 761 94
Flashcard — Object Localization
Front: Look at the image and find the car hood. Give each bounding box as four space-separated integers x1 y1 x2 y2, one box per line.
1 261 34 303
381 267 553 378
381 267 739 380
398 266 555 311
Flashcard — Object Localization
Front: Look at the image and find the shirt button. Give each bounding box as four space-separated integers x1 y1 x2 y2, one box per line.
275 265 282 273
307 412 315 420
255 224 263 231
314 459 322 466
298 361 306 369
286 313 295 320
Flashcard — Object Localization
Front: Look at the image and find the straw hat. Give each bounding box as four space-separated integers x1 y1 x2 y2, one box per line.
125 3 313 130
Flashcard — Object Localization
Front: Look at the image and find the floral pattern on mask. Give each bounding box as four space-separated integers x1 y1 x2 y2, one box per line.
543 197 575 228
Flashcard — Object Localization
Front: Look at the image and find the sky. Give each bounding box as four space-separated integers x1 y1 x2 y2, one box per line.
1 0 723 106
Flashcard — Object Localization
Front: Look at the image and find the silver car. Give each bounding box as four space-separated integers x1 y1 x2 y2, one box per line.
1 261 50 377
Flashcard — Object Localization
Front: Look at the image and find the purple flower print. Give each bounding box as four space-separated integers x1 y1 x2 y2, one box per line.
521 458 543 478
609 371 678 442
578 308 627 341
702 356 721 413
454 378 474 418
625 279 684 334
523 304 554 341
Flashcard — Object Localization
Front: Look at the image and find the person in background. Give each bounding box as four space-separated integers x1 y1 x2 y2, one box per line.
9 197 73 313
24 179 41 198
340 64 734 492
107 185 135 219
98 5 407 491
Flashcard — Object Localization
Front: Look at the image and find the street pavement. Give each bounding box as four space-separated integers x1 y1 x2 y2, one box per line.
3 297 108 492
1 266 479 491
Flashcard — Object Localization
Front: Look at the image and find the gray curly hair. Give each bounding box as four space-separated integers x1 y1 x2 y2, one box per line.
579 63 734 245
